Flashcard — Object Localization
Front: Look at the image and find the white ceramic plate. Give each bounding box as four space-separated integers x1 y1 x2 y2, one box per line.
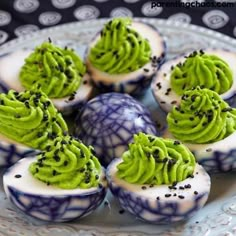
0 18 236 236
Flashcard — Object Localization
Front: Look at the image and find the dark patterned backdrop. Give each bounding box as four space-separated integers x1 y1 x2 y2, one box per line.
0 0 236 45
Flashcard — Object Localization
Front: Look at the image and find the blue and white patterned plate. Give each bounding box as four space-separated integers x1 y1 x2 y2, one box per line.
1 18 236 236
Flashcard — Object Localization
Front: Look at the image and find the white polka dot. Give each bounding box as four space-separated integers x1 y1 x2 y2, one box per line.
14 0 39 13
74 5 100 21
51 0 76 9
110 7 133 18
124 0 140 3
141 1 163 17
0 10 11 26
39 12 62 26
0 30 8 44
202 10 229 29
14 24 39 37
168 13 192 24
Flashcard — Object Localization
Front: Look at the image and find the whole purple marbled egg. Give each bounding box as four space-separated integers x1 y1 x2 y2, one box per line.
74 93 158 166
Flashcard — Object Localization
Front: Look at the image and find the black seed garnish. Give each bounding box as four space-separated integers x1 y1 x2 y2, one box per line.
178 195 185 199
196 221 199 224
156 196 160 200
206 148 212 152
222 107 233 112
48 37 52 43
174 140 180 145
179 186 184 190
24 101 30 108
160 101 166 104
184 184 191 189
143 68 149 72
149 184 154 188
173 193 177 196
188 174 194 178
43 114 48 121
156 82 162 89
194 191 198 195
163 73 167 77
171 100 177 104
53 155 60 162
148 136 155 142
98 183 103 188
79 168 85 173
165 194 171 198
14 174 22 178
141 186 147 190
119 209 125 214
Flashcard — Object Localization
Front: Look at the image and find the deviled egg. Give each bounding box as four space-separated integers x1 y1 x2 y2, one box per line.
0 89 68 166
74 92 158 166
3 135 107 222
0 41 93 115
86 17 166 95
166 86 236 172
107 133 210 224
151 49 236 112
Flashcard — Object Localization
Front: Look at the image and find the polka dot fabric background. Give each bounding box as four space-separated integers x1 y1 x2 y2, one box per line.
0 0 235 45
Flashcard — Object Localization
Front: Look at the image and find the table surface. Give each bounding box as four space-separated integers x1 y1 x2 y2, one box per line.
0 0 236 45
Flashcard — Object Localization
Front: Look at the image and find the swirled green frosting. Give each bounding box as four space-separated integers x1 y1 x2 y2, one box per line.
29 136 101 189
117 133 195 185
0 89 68 149
167 87 236 143
170 51 233 95
88 18 151 74
20 42 86 98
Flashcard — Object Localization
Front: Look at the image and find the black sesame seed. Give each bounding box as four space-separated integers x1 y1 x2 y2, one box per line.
53 155 60 162
98 183 103 188
179 186 184 190
156 196 160 200
206 148 212 152
194 191 198 195
174 140 180 145
119 209 125 214
14 174 22 178
64 160 68 166
160 101 166 104
222 107 233 112
143 68 149 72
184 184 191 189
178 195 185 199
165 194 171 198
141 186 147 190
